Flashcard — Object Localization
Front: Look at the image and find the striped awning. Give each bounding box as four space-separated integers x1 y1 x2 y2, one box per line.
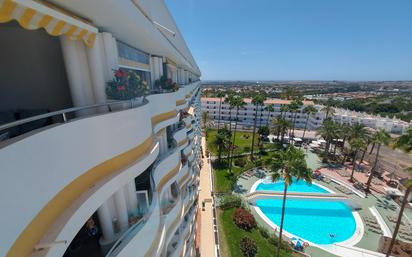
0 0 98 47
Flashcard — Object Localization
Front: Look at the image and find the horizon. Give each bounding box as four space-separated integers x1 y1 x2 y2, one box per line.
166 0 412 81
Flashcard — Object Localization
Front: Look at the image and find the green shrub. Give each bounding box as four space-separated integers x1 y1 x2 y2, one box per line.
234 157 247 167
219 194 242 210
240 237 258 257
258 226 270 239
233 208 257 231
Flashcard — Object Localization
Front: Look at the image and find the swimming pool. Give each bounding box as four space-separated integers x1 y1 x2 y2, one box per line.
254 179 357 245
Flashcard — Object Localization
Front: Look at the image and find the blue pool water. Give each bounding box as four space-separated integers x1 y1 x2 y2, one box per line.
255 180 356 244
256 178 329 193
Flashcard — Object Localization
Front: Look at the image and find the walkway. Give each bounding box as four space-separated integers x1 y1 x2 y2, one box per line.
198 136 217 257
246 190 348 202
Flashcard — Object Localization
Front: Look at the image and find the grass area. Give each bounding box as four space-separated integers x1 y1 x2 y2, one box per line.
206 129 276 156
218 208 297 257
213 149 280 193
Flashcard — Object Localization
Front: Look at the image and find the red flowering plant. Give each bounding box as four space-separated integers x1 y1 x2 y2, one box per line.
106 69 148 100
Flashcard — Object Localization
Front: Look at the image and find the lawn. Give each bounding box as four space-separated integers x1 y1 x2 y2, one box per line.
212 149 280 193
213 165 243 193
218 208 297 257
206 129 276 156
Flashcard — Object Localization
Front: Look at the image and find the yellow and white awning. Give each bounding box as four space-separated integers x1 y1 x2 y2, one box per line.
0 0 98 47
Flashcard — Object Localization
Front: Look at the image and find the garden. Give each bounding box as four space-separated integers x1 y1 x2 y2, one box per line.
217 196 300 257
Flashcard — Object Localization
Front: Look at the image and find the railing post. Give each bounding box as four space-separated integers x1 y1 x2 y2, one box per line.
62 113 67 122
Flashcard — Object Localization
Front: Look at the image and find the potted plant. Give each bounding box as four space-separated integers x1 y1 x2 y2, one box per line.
106 69 148 104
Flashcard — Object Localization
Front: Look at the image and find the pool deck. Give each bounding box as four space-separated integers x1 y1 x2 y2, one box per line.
234 152 412 257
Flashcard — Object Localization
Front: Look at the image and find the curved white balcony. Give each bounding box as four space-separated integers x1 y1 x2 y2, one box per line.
187 129 195 141
173 123 188 151
0 101 159 257
148 92 179 134
106 186 161 257
152 147 181 195
164 197 183 246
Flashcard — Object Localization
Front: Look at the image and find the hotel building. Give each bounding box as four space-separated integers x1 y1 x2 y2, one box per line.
201 97 411 134
0 1 201 257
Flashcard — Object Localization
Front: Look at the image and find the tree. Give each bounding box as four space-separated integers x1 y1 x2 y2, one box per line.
228 96 246 174
258 95 267 129
321 98 335 119
340 123 368 164
216 91 225 132
257 126 270 148
269 146 312 257
385 128 412 257
201 112 209 129
316 120 337 155
214 128 231 163
225 94 235 133
349 138 366 181
365 129 391 194
279 104 289 119
289 99 303 137
250 94 265 159
265 105 275 126
272 117 291 145
302 105 318 141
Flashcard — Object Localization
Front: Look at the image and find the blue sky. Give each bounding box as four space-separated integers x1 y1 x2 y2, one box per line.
165 0 412 81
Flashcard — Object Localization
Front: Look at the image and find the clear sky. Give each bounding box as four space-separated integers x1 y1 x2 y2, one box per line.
165 0 412 81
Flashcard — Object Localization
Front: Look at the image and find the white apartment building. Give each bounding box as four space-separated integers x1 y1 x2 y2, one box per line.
0 1 202 257
201 97 411 134
201 97 321 130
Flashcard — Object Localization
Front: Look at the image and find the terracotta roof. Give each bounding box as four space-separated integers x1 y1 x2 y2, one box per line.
201 97 314 105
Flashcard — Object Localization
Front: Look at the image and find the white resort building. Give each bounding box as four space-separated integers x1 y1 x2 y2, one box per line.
201 97 411 134
0 1 201 257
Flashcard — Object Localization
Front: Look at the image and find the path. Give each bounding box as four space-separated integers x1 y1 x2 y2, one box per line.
199 136 217 257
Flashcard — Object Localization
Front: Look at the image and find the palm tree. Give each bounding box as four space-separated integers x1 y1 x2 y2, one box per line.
265 105 275 126
228 96 245 174
321 98 335 120
289 99 303 137
272 117 291 145
280 104 289 119
216 91 225 132
316 120 337 154
386 128 412 257
270 146 312 257
201 112 209 129
224 94 235 133
349 138 366 181
250 94 265 159
365 129 391 194
258 96 267 129
340 123 368 164
302 105 318 141
214 128 231 163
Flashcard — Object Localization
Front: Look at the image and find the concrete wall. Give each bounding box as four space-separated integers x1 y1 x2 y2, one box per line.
0 22 72 112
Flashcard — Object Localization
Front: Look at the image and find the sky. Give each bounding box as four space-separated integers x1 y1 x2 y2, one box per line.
165 0 412 81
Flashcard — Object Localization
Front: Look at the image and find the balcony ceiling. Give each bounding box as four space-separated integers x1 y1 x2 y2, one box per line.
48 0 201 76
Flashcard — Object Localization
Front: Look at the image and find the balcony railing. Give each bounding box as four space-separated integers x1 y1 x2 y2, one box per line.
105 168 158 257
0 99 145 142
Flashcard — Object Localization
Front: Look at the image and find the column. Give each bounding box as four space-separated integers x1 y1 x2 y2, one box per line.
97 201 115 244
124 181 138 215
113 189 129 232
102 32 119 81
86 33 107 105
60 36 95 108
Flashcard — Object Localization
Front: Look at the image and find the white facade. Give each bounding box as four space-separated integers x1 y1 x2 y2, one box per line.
201 97 411 134
0 1 201 257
